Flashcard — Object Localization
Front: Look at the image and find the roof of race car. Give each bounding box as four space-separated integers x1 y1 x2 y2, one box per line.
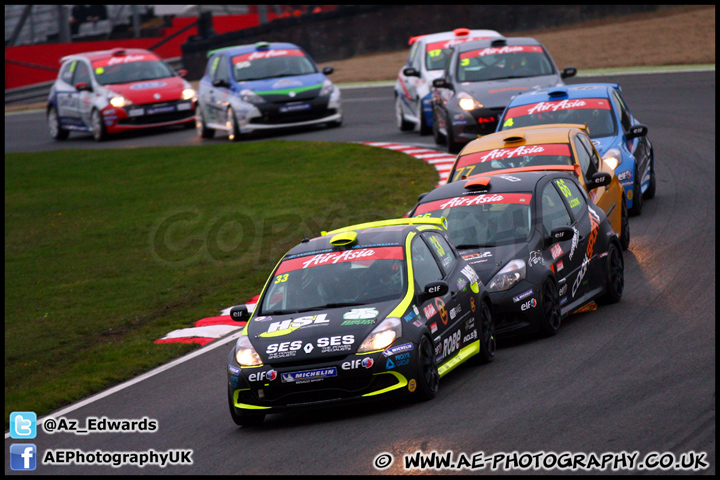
506 83 622 106
453 36 543 54
207 42 303 58
59 48 158 64
410 29 502 45
283 219 445 259
459 124 588 155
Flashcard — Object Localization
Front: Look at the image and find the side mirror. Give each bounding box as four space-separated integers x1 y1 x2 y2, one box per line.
177 69 188 78
75 82 92 92
432 78 451 89
417 192 429 202
419 280 449 303
403 67 420 77
229 305 250 322
626 124 648 140
588 172 612 189
560 66 577 79
549 226 575 244
212 78 229 88
322 66 334 75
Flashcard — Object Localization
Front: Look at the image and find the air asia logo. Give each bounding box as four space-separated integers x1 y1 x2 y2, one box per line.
572 206 600 297
527 99 588 115
520 298 538 311
301 249 376 269
479 145 545 163
107 55 147 65
248 49 290 60
440 194 505 209
461 45 541 58
341 357 374 370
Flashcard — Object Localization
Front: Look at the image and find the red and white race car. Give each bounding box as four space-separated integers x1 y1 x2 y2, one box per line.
47 47 197 141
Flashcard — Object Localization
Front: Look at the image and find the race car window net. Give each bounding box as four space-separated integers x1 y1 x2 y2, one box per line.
456 46 554 82
91 60 175 86
259 247 407 315
453 143 573 180
231 49 317 82
414 193 533 248
501 98 617 138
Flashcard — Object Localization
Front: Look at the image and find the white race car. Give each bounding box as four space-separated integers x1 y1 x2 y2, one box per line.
394 28 501 135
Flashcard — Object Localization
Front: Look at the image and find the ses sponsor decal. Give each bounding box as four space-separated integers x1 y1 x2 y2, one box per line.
281 367 336 383
260 314 329 337
512 289 534 303
383 342 414 357
266 335 354 358
572 206 601 297
456 144 571 168
551 243 564 260
341 357 374 371
275 247 404 274
415 193 532 215
248 369 277 382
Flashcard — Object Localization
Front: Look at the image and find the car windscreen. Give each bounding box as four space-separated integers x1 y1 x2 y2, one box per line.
456 45 554 82
232 49 317 82
452 143 574 180
259 246 406 315
425 36 496 71
91 59 174 85
414 193 533 247
500 98 617 138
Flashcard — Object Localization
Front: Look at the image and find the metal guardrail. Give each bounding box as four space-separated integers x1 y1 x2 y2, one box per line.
4 57 184 106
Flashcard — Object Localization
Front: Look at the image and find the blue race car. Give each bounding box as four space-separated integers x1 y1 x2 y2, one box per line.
196 42 342 140
496 84 655 215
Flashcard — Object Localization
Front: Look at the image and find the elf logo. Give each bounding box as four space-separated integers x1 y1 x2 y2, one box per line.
341 357 374 370
521 298 538 311
248 369 277 382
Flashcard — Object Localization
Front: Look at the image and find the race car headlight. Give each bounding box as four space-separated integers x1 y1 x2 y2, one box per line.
234 335 263 366
357 317 402 353
182 88 196 101
239 89 265 105
601 148 623 171
107 93 132 108
319 79 334 97
456 92 484 111
487 259 526 292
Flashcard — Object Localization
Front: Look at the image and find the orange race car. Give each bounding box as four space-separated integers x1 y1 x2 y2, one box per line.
446 124 629 250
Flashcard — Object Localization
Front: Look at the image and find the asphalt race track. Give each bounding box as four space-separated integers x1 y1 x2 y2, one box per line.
4 71 715 474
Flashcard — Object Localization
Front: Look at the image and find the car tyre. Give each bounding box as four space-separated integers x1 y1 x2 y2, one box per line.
227 107 243 142
47 106 69 140
597 243 624 305
415 335 439 400
628 166 643 216
91 109 107 142
619 196 630 251
445 113 462 154
643 155 656 199
538 278 562 337
468 300 496 365
396 95 414 132
228 387 265 427
432 107 446 145
197 108 215 139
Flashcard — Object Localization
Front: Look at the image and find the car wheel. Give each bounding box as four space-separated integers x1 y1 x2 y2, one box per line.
228 387 265 426
396 95 414 132
47 106 69 140
416 101 431 135
597 243 624 305
91 109 107 142
468 300 495 365
415 335 439 400
445 113 462 154
432 107 446 145
628 167 643 216
619 196 630 251
196 108 215 139
538 278 562 337
643 155 656 199
227 107 242 142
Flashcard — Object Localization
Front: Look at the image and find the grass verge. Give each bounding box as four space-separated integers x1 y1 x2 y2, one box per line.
4 140 438 426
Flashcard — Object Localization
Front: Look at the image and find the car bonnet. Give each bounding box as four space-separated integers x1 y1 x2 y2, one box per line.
104 76 186 105
460 75 562 109
236 72 327 102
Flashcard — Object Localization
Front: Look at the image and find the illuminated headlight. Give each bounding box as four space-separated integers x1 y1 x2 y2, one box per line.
456 92 483 111
234 335 263 366
108 95 131 108
357 317 402 353
319 79 335 96
487 259 526 292
182 88 196 101
240 89 265 105
602 148 623 171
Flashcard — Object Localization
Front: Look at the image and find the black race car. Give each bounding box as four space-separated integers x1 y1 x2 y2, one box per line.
410 169 624 336
227 218 495 426
431 36 576 153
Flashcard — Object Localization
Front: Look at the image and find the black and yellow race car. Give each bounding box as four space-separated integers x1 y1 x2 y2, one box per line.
227 218 496 426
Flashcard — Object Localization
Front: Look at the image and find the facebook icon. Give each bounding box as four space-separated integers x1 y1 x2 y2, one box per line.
10 444 37 471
